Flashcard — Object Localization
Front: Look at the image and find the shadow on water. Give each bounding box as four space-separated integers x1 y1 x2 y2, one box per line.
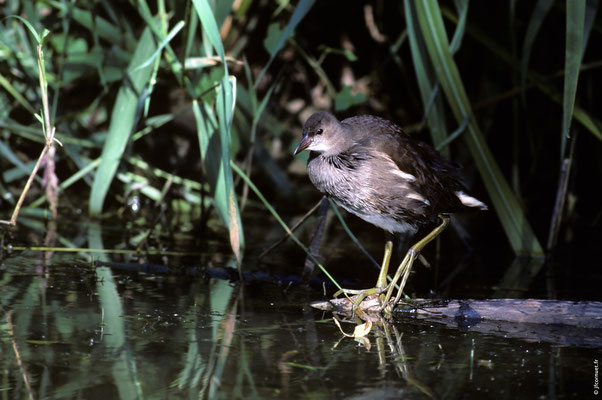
0 218 599 399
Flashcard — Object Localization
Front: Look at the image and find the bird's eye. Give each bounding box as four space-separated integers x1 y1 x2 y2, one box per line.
316 128 324 135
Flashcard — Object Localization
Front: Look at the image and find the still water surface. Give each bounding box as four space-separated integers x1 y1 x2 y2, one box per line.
0 220 598 399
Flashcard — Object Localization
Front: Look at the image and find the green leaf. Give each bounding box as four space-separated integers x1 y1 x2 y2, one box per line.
317 45 358 62
192 0 245 265
334 85 366 112
0 74 37 115
88 222 143 399
0 142 41 184
1 15 42 44
235 84 293 195
47 1 136 49
403 0 468 158
404 0 449 157
561 0 586 158
193 0 226 57
520 0 554 102
449 0 468 53
131 20 185 72
414 0 543 257
264 23 293 55
343 49 358 62
255 0 316 87
441 6 602 143
213 0 236 29
89 28 157 216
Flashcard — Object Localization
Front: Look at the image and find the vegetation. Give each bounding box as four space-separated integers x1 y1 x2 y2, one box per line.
1 0 600 271
1 1 600 397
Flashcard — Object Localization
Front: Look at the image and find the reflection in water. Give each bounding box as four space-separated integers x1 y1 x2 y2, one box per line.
0 241 596 399
331 311 436 398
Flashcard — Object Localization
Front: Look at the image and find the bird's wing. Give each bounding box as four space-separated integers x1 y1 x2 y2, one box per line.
342 115 473 211
354 135 466 211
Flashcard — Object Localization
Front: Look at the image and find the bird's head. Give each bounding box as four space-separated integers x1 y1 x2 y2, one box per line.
294 112 351 156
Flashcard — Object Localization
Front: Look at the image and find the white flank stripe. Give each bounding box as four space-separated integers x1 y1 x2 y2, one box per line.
392 169 417 181
407 192 430 205
456 191 487 209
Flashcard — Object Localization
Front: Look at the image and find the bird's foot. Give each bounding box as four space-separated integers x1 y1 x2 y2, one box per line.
333 286 389 313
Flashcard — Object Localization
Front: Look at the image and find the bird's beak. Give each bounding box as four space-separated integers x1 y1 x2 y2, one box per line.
293 132 311 155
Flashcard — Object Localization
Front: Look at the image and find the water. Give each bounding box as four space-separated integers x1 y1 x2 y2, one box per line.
0 218 599 399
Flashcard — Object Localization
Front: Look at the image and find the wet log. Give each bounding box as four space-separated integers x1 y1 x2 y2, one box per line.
310 297 602 329
311 297 602 347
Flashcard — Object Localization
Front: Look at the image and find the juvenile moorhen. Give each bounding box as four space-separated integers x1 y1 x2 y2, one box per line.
294 111 487 312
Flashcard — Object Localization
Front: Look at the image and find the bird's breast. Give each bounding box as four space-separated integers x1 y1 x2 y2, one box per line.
307 154 355 196
306 153 431 232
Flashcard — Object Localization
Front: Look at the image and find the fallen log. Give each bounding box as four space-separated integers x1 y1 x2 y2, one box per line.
311 297 602 347
311 297 602 329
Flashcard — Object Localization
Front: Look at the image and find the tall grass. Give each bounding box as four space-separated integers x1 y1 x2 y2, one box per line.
409 0 545 256
1 0 599 263
1 2 600 397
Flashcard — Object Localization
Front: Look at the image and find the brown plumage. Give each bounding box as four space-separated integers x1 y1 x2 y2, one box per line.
294 111 487 312
294 112 486 235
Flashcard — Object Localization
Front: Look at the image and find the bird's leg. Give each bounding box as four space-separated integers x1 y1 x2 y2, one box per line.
381 214 450 312
375 239 393 293
332 238 393 311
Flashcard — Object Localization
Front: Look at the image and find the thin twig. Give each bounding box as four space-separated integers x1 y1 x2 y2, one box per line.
0 139 52 225
1 44 57 226
546 132 577 253
258 197 323 259
364 4 387 43
7 312 36 400
231 161 348 295
302 196 330 280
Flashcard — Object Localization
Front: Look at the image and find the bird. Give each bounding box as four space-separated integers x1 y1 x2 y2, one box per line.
293 111 487 313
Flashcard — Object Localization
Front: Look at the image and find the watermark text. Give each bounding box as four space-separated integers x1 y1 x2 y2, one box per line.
594 359 599 395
